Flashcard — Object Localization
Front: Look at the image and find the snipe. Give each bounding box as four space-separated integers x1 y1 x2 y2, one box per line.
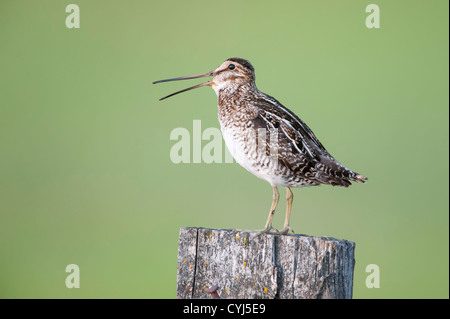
153 58 367 235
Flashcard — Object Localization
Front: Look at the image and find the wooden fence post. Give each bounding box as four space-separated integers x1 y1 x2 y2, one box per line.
177 227 355 299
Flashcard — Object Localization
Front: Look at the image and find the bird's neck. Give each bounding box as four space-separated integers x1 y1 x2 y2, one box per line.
216 82 258 101
216 82 260 120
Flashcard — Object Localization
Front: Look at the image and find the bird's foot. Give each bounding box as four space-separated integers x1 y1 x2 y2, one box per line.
278 225 295 235
245 224 295 240
254 224 279 237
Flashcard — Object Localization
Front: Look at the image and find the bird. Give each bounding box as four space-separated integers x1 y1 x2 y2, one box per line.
153 58 367 235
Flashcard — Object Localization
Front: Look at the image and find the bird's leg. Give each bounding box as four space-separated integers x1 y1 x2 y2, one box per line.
256 186 279 235
280 187 295 235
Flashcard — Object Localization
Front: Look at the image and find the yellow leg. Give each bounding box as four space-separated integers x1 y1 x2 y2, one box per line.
280 187 295 234
258 186 279 234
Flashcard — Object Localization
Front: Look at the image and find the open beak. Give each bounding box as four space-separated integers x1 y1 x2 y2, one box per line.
153 71 214 101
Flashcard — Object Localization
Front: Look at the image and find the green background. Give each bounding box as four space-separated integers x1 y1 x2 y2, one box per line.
0 0 448 298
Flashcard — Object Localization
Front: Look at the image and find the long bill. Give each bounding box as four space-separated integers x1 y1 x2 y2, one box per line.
153 71 214 101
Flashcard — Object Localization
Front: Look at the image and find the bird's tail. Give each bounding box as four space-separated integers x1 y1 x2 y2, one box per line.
351 173 368 183
316 170 367 187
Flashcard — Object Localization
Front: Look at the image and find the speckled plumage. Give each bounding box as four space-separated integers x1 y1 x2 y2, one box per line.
214 58 366 189
154 57 367 234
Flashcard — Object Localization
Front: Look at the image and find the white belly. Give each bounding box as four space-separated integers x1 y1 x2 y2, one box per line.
220 121 288 187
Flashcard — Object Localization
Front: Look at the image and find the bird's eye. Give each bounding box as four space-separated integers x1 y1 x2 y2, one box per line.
228 64 235 70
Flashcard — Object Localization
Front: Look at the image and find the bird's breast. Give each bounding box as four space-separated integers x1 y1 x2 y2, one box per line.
218 111 288 187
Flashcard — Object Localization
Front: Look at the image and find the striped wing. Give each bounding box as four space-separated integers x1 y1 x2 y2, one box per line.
253 94 365 186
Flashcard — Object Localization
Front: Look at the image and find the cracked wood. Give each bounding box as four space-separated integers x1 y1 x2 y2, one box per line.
177 227 355 299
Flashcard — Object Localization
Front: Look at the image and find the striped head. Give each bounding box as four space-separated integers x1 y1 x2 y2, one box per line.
210 58 255 94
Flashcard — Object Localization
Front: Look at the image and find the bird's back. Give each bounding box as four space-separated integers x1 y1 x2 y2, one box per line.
218 87 367 188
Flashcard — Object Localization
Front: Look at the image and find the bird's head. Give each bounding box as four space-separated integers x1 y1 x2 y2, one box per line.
153 57 255 100
210 58 255 94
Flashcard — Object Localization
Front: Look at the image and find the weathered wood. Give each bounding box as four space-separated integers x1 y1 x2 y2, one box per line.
177 227 355 299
